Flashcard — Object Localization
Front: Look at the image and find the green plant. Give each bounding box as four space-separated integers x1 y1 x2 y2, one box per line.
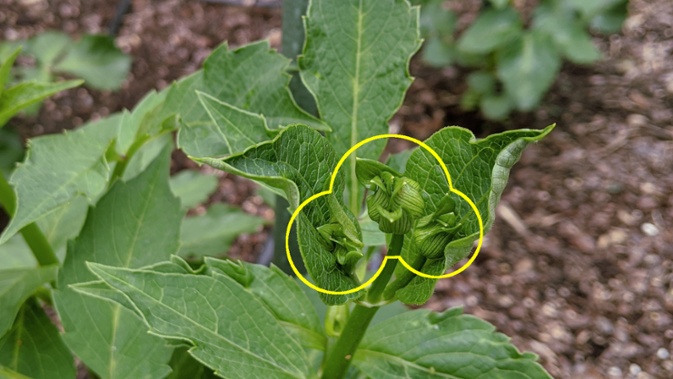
415 0 628 119
0 1 555 378
0 31 131 115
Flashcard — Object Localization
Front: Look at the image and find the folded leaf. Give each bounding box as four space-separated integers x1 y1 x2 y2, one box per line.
0 299 75 379
354 308 551 378
394 125 554 304
197 125 361 304
169 41 327 158
53 147 180 379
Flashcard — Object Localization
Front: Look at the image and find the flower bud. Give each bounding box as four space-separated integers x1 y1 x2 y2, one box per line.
411 195 462 258
366 171 425 234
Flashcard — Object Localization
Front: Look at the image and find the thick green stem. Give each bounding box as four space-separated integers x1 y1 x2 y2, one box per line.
0 171 59 266
383 253 426 300
321 234 405 379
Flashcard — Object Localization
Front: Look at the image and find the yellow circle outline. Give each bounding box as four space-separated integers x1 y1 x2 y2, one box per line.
285 134 484 295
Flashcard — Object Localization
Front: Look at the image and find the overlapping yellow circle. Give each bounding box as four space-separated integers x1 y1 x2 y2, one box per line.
285 134 484 295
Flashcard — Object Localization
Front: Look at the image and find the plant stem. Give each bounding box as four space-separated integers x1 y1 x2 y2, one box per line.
383 253 426 300
0 171 59 266
321 234 405 379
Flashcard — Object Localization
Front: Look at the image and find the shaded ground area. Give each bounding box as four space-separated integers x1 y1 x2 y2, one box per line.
2 0 672 377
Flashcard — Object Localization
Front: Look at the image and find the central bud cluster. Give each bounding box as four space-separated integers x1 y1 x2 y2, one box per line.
364 171 425 235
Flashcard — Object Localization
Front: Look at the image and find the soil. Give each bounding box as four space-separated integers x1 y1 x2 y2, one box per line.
1 0 672 378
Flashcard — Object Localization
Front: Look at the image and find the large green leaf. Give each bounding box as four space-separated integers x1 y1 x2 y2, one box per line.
497 31 561 111
177 204 266 259
354 308 551 378
170 41 326 158
457 7 522 55
85 258 312 379
299 0 420 209
197 125 361 305
53 147 181 379
394 125 554 304
0 299 75 379
0 79 82 127
0 115 120 244
205 258 325 350
53 34 131 90
0 266 56 338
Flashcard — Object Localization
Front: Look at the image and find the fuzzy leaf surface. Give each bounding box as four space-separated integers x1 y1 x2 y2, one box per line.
197 125 361 304
300 0 420 159
354 308 551 378
86 259 312 379
0 300 75 379
205 258 325 350
53 147 180 379
0 115 120 244
395 125 554 304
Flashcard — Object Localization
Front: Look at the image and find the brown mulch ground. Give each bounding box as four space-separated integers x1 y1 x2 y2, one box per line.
2 0 672 378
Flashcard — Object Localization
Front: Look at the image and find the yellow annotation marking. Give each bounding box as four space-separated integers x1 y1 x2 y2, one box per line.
285 134 484 296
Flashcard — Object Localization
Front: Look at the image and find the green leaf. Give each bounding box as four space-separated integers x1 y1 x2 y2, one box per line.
480 93 514 120
0 115 120 244
206 258 325 350
116 89 170 155
0 127 24 176
0 266 56 338
300 0 420 158
0 80 82 127
166 347 218 379
457 7 522 55
53 35 131 90
168 41 326 153
0 299 75 379
394 125 554 304
589 1 628 34
497 31 561 111
0 235 36 270
25 31 71 67
37 195 88 256
568 0 624 19
422 37 455 67
85 259 312 379
419 0 456 37
53 147 181 379
487 0 510 8
533 3 601 64
299 0 420 209
0 47 21 94
169 170 219 209
354 308 551 378
178 204 266 259
197 125 361 305
179 91 272 159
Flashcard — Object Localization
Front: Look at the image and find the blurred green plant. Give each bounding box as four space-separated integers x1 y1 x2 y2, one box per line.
415 0 628 119
0 31 131 115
